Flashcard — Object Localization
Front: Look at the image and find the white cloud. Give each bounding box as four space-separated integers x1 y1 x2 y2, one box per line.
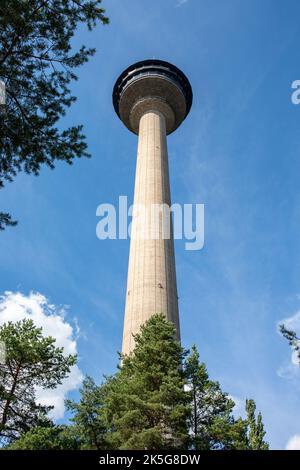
0 291 83 420
286 434 300 450
176 0 189 6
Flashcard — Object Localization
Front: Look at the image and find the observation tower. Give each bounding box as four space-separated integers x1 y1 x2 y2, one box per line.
113 59 193 355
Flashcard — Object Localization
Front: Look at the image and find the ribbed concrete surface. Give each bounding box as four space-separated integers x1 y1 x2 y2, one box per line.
122 110 180 355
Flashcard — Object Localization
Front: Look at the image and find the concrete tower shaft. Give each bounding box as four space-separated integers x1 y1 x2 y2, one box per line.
113 60 192 355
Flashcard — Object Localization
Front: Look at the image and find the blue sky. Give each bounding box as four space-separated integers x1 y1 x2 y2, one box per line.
1 0 300 449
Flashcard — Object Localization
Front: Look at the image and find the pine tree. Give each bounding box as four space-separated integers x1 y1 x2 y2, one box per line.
66 376 111 450
0 319 76 445
246 399 269 450
0 0 109 229
104 314 190 450
6 425 80 450
185 345 247 450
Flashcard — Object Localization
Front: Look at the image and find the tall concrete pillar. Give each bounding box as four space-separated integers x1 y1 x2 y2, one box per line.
112 60 193 355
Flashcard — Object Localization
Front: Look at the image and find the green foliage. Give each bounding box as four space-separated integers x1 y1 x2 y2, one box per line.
279 324 300 364
208 415 248 450
0 318 76 444
66 376 111 450
64 317 268 451
185 345 247 450
246 399 269 450
6 425 80 450
3 315 269 451
104 314 190 450
0 0 108 228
